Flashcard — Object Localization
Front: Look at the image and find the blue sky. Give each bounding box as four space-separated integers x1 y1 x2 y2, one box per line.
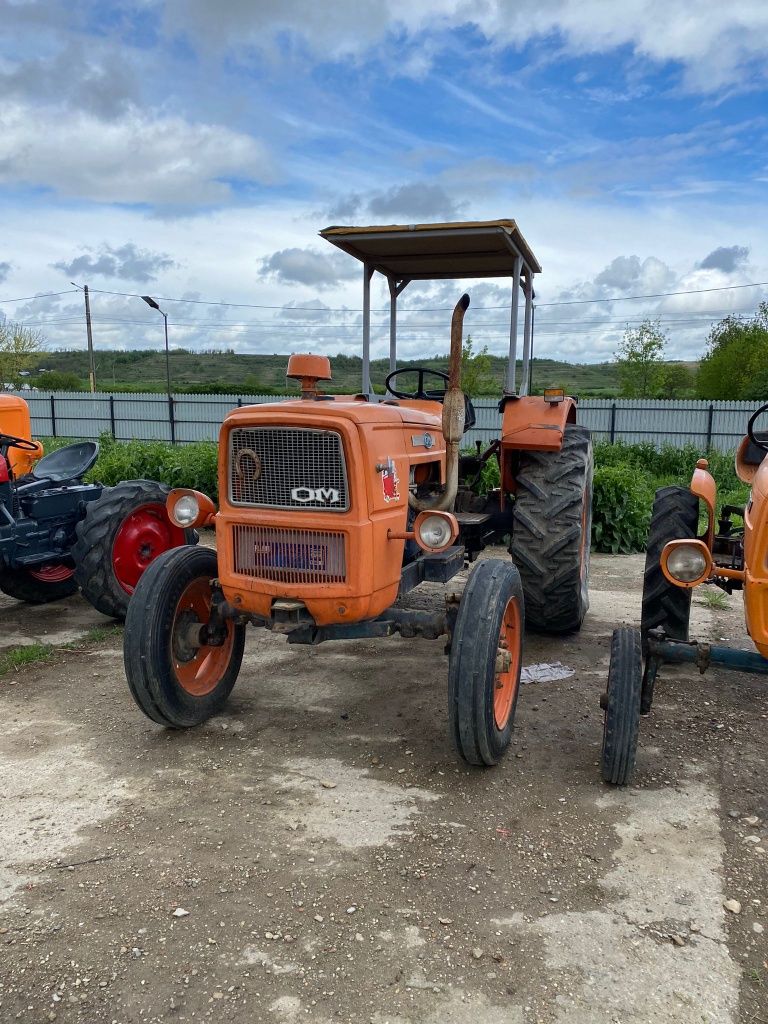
1 0 767 365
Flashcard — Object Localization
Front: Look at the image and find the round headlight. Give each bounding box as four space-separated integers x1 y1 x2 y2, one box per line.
417 513 453 550
171 493 199 527
666 545 708 583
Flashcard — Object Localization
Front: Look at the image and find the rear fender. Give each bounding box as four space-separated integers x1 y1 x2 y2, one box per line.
500 395 577 492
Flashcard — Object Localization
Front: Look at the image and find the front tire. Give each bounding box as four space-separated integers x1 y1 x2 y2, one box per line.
449 558 524 766
641 486 699 645
124 546 245 728
0 563 78 604
601 627 642 785
510 424 593 634
73 479 195 620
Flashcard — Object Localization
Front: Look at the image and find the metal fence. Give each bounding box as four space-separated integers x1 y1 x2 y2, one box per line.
7 390 763 452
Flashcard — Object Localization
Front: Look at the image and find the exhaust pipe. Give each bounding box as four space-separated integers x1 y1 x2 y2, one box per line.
409 293 469 513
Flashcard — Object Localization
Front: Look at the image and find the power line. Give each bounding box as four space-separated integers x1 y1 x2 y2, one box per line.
0 289 78 305
70 279 768 313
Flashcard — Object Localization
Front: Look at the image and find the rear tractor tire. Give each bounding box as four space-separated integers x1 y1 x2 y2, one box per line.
641 486 699 646
449 558 524 766
509 424 593 634
601 627 643 785
73 479 195 620
0 563 78 605
124 546 245 728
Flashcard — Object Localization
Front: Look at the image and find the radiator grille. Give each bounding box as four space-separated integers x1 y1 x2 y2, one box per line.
229 427 348 510
233 525 347 584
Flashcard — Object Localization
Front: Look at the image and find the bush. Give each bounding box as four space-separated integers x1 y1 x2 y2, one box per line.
89 434 219 499
592 465 656 553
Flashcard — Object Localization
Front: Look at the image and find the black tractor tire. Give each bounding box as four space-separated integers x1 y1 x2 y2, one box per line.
124 546 246 728
509 424 593 634
601 627 643 785
449 558 525 766
641 486 699 645
73 479 195 621
0 564 78 604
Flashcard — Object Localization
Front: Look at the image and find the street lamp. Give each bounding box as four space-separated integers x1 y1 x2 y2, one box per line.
141 295 175 444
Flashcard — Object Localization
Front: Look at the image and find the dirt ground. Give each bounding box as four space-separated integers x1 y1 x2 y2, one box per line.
1 550 766 1024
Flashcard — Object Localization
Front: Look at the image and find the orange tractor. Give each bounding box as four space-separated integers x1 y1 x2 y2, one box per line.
124 221 593 765
601 402 768 784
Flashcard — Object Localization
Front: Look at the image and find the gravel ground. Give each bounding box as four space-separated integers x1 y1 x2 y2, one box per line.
0 550 766 1024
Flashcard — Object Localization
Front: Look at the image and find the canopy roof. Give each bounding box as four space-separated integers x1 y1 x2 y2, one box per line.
320 219 541 280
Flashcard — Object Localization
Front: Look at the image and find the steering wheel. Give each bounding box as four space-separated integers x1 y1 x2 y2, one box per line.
385 367 449 401
747 402 768 452
0 432 38 452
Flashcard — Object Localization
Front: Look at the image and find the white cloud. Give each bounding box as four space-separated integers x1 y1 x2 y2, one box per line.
0 102 275 206
163 0 768 93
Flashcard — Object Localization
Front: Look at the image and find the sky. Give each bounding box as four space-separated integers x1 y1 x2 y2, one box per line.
1 0 768 369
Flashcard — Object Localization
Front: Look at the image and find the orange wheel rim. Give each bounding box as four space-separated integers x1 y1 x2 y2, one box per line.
172 577 234 697
494 596 522 730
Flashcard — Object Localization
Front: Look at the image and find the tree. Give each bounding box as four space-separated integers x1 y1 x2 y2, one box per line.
0 320 44 388
697 302 768 400
657 362 694 399
461 334 497 397
615 320 667 398
32 370 84 391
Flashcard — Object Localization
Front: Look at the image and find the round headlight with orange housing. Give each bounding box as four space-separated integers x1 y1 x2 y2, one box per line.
413 510 459 553
166 488 217 529
660 539 712 588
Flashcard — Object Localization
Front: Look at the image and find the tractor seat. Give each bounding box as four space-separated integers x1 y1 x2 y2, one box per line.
32 441 99 483
742 433 768 466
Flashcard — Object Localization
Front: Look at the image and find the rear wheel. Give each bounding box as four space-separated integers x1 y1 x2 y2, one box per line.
510 424 593 633
601 627 642 785
124 546 245 728
0 563 77 604
449 558 524 766
641 486 699 646
73 479 195 620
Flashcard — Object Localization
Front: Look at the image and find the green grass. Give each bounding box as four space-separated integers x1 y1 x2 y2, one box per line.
698 589 729 610
0 643 53 676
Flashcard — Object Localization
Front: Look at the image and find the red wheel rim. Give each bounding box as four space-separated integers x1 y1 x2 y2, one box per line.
112 503 186 594
172 577 235 697
29 563 75 582
494 596 522 730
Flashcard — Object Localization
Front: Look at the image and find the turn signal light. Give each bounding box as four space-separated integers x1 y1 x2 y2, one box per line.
544 388 565 404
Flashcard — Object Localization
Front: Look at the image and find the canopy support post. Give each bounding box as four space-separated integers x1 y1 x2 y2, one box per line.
519 268 533 397
505 255 522 394
387 277 410 374
362 263 374 395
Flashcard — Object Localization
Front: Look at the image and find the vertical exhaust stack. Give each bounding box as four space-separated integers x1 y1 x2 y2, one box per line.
409 293 469 512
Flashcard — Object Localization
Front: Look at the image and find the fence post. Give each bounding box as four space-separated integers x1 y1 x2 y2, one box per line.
109 395 116 439
706 403 714 449
609 402 617 443
168 394 176 445
237 397 242 408
50 394 57 438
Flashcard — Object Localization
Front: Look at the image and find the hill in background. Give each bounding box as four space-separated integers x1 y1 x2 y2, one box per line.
30 348 694 398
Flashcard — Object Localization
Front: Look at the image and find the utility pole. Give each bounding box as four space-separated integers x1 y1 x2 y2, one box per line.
72 282 97 391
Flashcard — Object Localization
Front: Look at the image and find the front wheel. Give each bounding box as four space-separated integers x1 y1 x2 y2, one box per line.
449 558 524 766
124 546 245 728
73 479 195 620
601 627 642 785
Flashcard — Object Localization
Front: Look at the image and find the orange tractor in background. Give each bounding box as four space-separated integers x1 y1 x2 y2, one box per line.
124 221 593 765
601 402 768 785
